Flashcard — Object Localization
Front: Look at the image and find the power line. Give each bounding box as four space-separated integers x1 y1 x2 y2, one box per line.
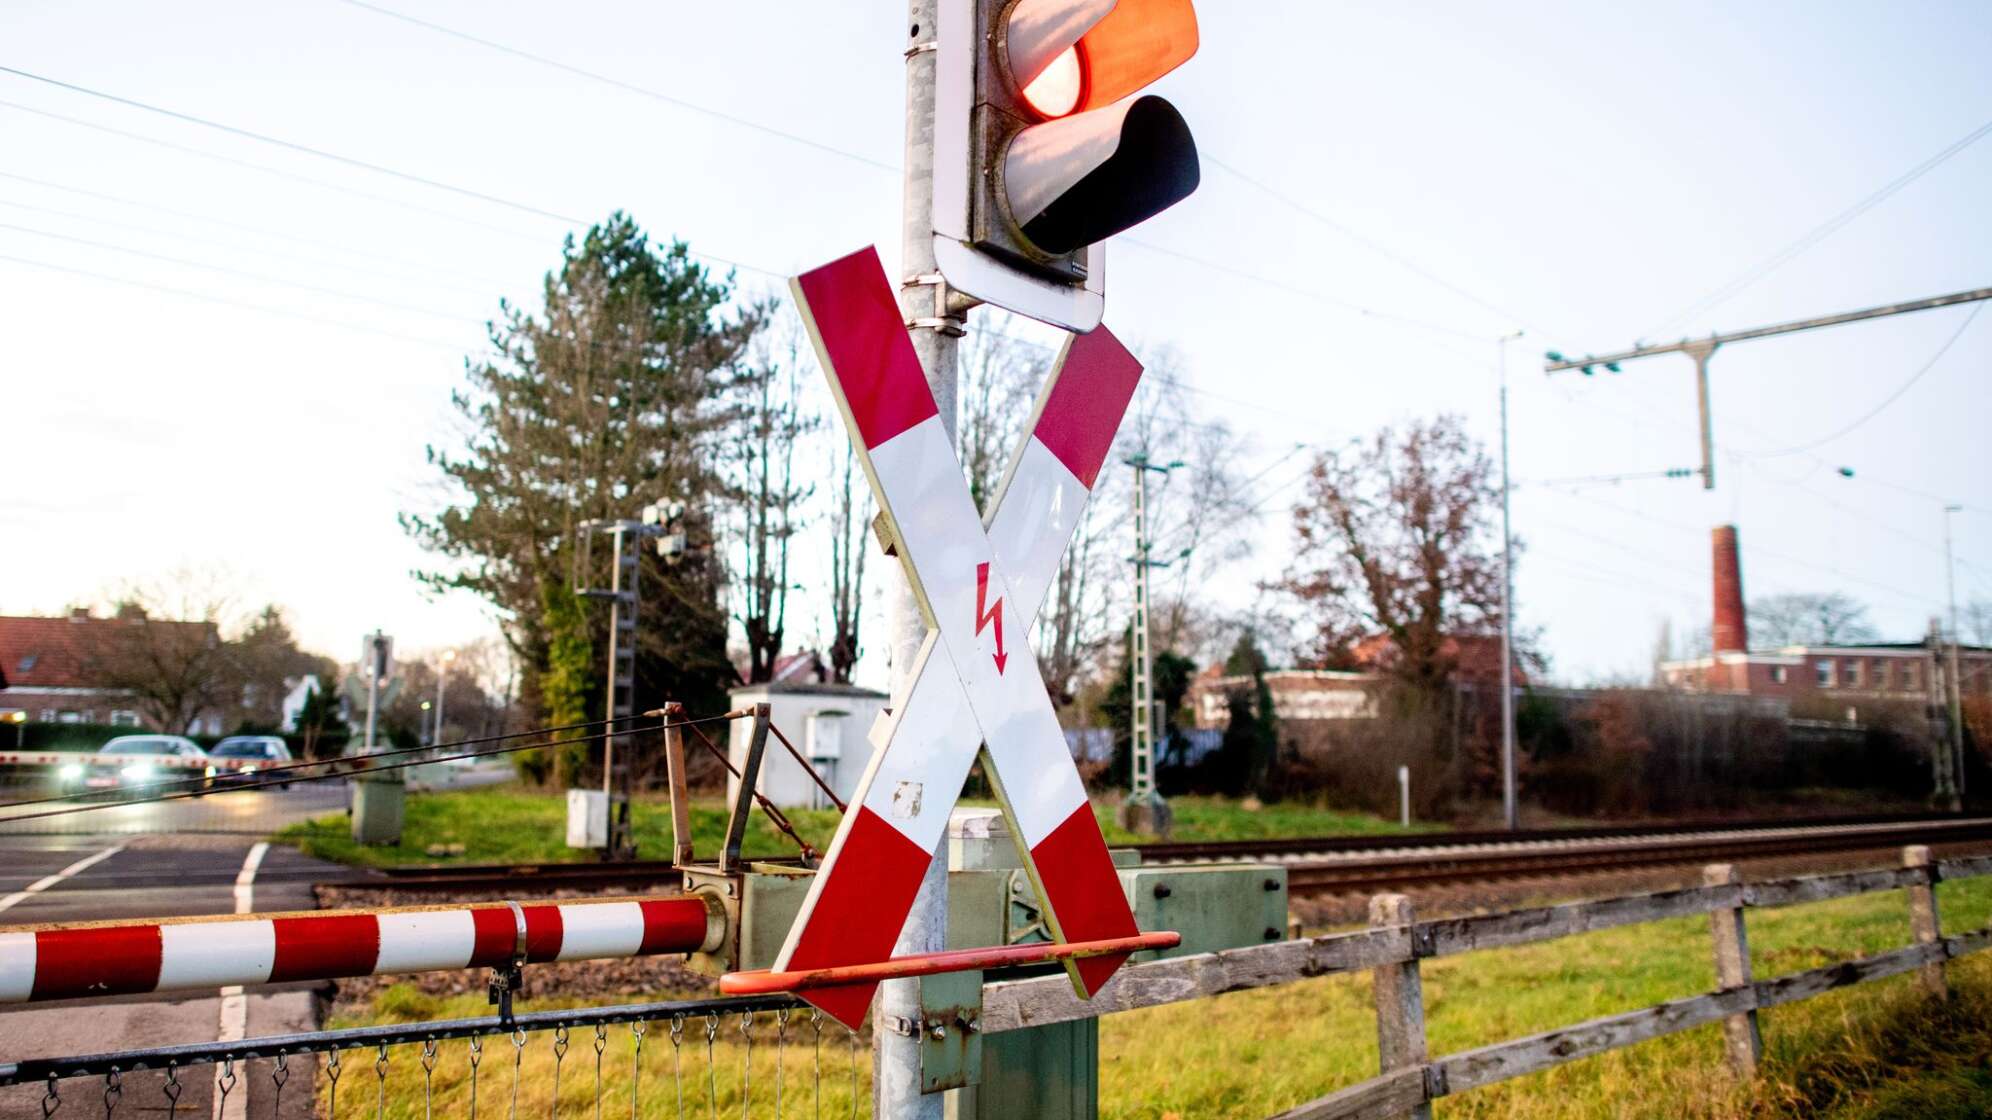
1743 302 1985 458
0 250 465 350
0 64 584 224
0 96 551 243
0 96 779 280
328 0 900 174
0 220 469 321
1645 115 1992 338
0 196 498 298
1202 155 1544 336
313 4 1504 354
0 170 519 287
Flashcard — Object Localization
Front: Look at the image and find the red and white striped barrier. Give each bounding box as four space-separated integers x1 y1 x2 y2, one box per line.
0 895 720 1003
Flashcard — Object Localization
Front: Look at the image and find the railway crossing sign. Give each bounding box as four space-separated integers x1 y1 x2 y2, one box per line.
770 246 1145 1028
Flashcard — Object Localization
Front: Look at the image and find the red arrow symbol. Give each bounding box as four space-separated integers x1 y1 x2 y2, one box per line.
973 561 1008 675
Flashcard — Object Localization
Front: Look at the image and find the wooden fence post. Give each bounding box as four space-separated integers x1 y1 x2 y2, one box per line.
1703 864 1761 1079
1369 893 1432 1120
1904 845 1947 998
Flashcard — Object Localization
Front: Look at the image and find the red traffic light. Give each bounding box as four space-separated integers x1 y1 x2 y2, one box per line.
1005 0 1199 119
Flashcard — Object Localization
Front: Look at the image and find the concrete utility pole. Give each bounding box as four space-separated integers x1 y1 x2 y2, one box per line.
1497 330 1522 831
1544 286 1992 490
1945 504 1967 810
879 2 964 1114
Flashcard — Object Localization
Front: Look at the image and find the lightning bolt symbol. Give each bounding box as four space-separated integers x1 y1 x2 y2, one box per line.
974 561 1008 675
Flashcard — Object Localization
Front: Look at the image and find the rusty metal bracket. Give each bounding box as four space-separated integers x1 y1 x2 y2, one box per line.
719 704 772 875
661 702 694 868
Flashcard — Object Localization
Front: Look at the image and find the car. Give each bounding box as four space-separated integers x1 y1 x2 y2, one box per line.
88 735 214 794
208 735 294 788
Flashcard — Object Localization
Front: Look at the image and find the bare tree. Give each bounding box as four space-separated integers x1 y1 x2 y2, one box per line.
85 573 237 735
1274 415 1507 691
1960 598 1992 648
1749 592 1877 649
733 315 819 682
826 442 871 684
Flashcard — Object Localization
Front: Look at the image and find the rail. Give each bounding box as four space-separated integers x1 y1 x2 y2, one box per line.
968 844 1981 1119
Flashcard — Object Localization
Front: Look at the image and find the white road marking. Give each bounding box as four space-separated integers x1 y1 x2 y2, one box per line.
0 842 126 915
214 842 268 1120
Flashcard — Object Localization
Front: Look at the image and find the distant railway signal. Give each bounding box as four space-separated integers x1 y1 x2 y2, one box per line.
932 0 1202 331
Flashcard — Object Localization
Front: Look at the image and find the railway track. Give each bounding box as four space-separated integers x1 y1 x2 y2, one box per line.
325 812 1992 897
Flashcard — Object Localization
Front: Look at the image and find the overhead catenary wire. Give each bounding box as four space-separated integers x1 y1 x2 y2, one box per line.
1741 302 1986 459
1644 114 1992 339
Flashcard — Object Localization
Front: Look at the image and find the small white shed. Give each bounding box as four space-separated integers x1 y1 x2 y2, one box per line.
726 680 889 809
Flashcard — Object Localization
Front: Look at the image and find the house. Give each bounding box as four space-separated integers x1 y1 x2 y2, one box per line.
726 650 888 809
1658 525 1992 703
0 608 222 732
1188 634 1524 729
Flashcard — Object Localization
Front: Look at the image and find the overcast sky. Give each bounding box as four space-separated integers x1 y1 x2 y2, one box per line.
3 1 1989 687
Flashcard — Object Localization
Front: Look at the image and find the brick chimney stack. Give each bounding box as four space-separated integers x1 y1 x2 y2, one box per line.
1712 524 1748 654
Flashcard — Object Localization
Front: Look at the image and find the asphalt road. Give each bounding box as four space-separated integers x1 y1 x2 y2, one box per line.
0 786 357 1113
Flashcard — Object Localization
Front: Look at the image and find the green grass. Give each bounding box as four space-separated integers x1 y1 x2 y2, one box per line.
277 786 1418 867
328 874 1992 1117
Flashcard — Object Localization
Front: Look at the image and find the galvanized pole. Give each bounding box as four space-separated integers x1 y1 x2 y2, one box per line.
1945 504 1966 811
880 2 961 1114
1685 340 1719 491
1130 460 1155 805
1497 331 1521 831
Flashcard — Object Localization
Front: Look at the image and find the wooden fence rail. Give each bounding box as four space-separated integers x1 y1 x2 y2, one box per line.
978 845 1988 1119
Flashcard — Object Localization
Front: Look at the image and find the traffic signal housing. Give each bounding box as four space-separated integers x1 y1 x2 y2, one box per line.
932 0 1201 331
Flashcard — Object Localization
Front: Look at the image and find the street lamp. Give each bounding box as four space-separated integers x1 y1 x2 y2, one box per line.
8 710 25 749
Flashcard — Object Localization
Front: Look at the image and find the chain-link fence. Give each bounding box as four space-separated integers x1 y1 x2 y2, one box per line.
1 995 870 1120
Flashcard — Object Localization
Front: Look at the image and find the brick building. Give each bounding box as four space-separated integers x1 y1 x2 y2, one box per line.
1189 634 1523 729
1658 524 1992 703
0 609 223 732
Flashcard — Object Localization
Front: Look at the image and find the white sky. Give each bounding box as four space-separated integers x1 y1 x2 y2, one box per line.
2 1 1989 686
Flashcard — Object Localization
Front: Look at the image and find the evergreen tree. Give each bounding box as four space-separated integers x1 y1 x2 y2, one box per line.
404 214 758 754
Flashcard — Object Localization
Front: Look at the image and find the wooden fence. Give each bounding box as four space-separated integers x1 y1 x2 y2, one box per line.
978 845 1991 1120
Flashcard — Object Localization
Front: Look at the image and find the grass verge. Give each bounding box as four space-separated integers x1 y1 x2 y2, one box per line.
277 785 1415 867
331 874 1992 1117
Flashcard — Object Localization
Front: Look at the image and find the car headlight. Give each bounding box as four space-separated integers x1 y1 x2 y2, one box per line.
120 762 155 781
205 765 218 778
58 763 83 781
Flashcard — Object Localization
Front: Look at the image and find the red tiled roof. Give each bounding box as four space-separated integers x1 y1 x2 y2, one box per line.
0 613 215 691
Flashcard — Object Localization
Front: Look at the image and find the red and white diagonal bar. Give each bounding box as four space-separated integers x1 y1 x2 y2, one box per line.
775 247 1142 1027
0 896 717 1004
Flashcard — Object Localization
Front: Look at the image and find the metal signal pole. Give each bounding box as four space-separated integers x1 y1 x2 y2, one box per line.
880 2 963 1114
1121 454 1181 835
577 519 656 860
1497 331 1522 830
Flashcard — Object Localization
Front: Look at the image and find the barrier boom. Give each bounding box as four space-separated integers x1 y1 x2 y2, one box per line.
0 895 720 1004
